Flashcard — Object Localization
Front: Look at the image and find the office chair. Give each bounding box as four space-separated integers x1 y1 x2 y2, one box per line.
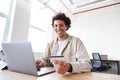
91 53 111 72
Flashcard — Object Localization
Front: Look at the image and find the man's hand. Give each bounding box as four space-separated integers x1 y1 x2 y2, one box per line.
35 59 43 68
53 60 70 74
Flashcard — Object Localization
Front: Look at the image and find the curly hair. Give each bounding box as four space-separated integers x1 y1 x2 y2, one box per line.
52 13 71 30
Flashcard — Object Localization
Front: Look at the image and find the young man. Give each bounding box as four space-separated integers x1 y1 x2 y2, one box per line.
36 13 92 74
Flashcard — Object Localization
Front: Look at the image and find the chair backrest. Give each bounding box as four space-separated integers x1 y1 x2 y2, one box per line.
92 53 102 68
92 53 102 60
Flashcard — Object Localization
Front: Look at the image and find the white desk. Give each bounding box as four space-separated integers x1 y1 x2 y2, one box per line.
0 70 120 80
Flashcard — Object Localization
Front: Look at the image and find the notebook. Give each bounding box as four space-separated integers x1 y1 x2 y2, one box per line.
1 41 55 76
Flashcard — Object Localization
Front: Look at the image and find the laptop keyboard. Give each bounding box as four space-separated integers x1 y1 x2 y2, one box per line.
37 67 55 76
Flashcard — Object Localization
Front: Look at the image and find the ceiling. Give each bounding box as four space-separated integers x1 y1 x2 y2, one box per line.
34 0 120 15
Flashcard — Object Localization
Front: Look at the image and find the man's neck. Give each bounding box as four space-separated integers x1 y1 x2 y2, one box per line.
58 34 68 42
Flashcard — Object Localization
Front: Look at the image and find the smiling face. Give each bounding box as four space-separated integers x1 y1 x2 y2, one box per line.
53 20 68 38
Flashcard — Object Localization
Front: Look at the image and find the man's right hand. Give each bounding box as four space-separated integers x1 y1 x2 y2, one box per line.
35 59 43 67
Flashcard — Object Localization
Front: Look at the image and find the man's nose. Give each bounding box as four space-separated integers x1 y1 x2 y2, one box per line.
56 26 61 30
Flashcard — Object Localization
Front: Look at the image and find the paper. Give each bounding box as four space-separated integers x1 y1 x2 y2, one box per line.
0 61 7 70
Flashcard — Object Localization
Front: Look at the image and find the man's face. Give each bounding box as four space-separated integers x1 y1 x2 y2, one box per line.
53 20 67 37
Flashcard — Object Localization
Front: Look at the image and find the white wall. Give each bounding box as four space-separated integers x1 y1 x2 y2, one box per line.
67 4 120 60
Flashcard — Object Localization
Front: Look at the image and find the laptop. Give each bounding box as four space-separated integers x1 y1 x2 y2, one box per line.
1 41 55 76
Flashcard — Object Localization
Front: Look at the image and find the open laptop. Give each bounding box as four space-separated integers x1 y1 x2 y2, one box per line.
1 41 55 76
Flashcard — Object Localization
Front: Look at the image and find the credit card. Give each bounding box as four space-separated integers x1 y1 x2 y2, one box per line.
50 56 66 63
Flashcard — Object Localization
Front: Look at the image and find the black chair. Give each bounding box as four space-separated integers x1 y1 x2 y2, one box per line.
91 53 111 72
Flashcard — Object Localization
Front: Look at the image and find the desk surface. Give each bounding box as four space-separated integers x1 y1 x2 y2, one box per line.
0 70 120 80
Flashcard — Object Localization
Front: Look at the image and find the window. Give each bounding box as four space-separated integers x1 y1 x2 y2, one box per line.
28 25 47 53
28 0 55 53
0 17 7 46
0 0 10 14
0 0 12 50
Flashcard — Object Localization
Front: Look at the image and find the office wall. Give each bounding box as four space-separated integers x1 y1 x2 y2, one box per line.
67 4 120 60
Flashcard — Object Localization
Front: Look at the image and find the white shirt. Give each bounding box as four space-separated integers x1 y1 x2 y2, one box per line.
57 40 66 55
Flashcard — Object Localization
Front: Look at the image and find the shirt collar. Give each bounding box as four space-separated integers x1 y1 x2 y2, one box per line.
54 34 71 44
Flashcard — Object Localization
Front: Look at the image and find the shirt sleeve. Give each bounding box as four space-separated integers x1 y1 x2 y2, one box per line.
70 39 92 73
